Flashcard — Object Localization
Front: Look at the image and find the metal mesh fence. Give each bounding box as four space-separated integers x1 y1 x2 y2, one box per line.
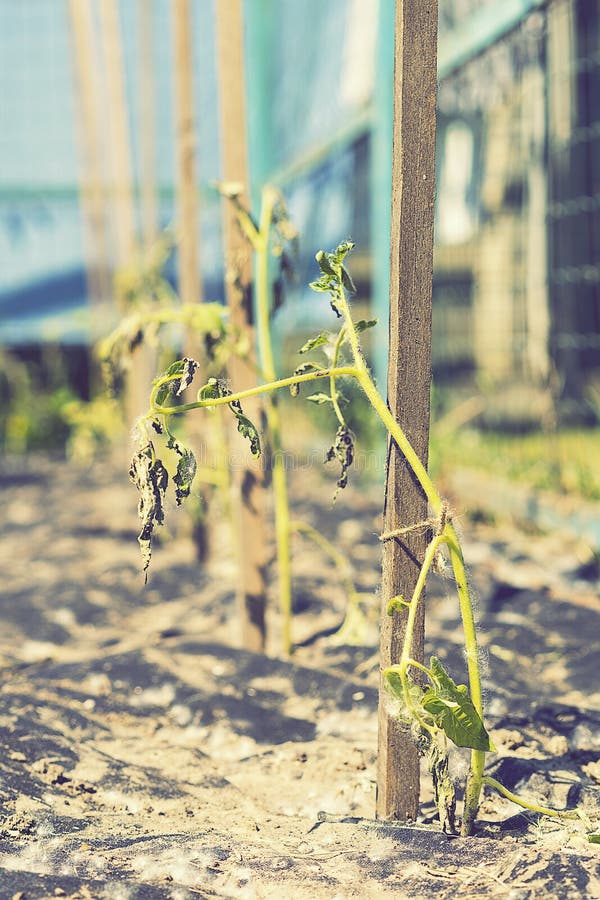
434 0 600 424
1 0 598 427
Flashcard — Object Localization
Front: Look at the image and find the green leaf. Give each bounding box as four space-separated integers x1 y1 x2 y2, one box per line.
306 392 333 405
383 666 425 716
387 595 410 614
165 428 197 506
198 378 261 458
334 240 355 261
354 318 378 335
230 403 261 458
173 448 197 505
422 657 495 751
298 331 330 354
341 265 356 294
316 250 338 278
154 358 199 406
384 668 405 702
587 834 600 844
290 361 324 397
199 377 224 403
292 361 324 378
309 277 332 294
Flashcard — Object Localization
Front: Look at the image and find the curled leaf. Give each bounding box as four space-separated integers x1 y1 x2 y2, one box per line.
129 442 168 578
165 429 197 506
310 244 356 317
199 376 225 403
341 266 356 294
289 361 324 397
383 666 426 723
334 240 355 260
387 595 410 615
230 401 261 458
353 318 378 335
309 276 332 294
175 358 198 395
384 668 405 702
316 250 338 278
173 448 197 505
298 331 330 354
199 378 261 458
154 358 199 407
326 425 354 492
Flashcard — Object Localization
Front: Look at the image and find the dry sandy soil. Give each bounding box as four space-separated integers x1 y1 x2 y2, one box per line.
0 452 598 899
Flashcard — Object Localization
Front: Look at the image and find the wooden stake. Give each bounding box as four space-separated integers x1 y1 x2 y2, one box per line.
98 0 138 267
172 0 203 307
137 0 158 248
215 0 269 652
376 0 438 821
67 0 112 337
133 0 160 411
171 0 214 563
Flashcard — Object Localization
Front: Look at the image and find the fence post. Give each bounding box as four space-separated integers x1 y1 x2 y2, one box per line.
215 0 269 652
376 0 438 821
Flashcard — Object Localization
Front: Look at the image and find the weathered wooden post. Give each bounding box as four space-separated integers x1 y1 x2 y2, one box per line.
172 0 203 308
137 0 158 249
376 0 439 821
215 0 269 651
98 0 138 267
67 0 113 335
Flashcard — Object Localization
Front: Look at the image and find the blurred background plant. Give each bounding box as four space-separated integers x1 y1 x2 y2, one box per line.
0 0 598 518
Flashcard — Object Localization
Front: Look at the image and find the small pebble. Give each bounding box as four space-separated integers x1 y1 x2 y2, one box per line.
569 724 600 752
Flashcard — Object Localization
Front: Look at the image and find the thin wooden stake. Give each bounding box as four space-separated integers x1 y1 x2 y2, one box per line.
137 0 158 249
98 0 138 267
171 0 212 562
67 0 112 338
215 0 269 652
133 0 160 412
376 0 438 821
172 0 203 307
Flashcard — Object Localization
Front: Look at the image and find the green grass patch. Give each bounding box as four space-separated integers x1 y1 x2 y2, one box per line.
430 426 600 502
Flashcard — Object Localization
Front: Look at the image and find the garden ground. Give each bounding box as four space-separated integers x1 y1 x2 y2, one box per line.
0 452 598 898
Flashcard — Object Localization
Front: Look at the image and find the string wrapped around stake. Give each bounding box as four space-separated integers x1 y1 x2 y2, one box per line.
379 501 451 543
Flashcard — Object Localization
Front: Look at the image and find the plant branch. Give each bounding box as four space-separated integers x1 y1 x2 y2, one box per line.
149 366 359 415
